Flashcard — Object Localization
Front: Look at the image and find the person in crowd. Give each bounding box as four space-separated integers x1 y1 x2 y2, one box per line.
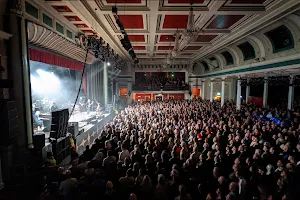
45 152 56 167
59 170 78 200
42 99 300 200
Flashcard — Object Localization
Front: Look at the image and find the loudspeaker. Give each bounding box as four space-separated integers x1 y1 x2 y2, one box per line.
51 136 71 164
0 100 18 144
68 122 79 138
33 133 45 150
51 109 69 139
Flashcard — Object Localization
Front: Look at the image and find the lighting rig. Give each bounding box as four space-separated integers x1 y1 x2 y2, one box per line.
79 34 126 69
112 6 139 64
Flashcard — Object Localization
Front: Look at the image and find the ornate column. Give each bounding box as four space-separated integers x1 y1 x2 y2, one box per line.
232 78 237 102
236 78 242 110
263 77 268 107
201 79 205 100
245 78 250 104
210 79 214 102
288 75 294 110
115 81 119 97
221 78 225 106
127 81 132 104
1 0 33 185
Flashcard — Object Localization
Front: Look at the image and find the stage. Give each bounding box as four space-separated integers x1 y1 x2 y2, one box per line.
41 111 115 161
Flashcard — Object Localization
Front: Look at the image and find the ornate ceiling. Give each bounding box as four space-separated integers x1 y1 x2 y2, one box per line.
41 0 300 64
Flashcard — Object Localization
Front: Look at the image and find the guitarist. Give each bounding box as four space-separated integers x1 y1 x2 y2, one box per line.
79 97 85 112
86 99 93 114
94 100 102 116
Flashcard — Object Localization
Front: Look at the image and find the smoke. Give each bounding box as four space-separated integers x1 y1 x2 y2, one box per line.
29 61 81 112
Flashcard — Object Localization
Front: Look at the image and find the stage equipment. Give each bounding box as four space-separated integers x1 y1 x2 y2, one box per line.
51 135 71 164
0 100 18 145
50 109 69 139
68 122 79 138
112 6 139 64
33 132 46 150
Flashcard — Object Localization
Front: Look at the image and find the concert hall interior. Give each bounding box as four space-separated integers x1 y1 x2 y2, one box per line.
2 0 300 199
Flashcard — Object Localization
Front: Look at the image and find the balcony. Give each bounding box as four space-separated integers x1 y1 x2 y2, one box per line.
132 84 189 91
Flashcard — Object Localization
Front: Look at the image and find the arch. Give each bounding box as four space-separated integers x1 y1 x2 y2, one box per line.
198 62 206 74
204 59 214 71
220 51 234 66
247 35 266 59
237 41 256 61
213 54 225 70
208 56 221 70
201 60 210 72
225 47 241 66
264 25 294 53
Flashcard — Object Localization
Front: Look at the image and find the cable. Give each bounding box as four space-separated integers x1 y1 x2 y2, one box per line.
69 49 89 119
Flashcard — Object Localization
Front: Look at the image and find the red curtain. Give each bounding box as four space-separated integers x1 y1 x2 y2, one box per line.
29 48 86 93
29 48 84 71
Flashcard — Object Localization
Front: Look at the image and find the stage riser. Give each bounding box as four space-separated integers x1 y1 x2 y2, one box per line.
75 113 115 155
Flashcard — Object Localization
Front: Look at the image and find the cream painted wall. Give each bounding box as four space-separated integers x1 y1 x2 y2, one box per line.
196 13 300 77
203 80 233 101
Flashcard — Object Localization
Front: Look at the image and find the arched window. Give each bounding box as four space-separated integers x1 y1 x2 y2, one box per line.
238 42 256 61
221 51 234 65
265 25 294 53
209 57 219 69
201 61 209 71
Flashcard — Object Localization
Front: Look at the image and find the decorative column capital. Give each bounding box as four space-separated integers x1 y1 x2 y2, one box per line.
6 0 23 16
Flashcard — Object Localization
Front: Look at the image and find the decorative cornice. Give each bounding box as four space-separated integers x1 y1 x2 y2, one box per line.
189 58 300 79
27 21 94 64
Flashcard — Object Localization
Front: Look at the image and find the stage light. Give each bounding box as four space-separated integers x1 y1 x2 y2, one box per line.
217 92 221 95
32 69 61 95
171 73 174 77
107 62 111 66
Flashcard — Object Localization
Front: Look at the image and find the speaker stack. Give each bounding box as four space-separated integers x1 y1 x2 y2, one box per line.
49 109 71 164
0 100 18 145
50 109 69 139
51 136 71 164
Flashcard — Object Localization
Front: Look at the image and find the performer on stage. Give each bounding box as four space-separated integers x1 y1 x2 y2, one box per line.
50 101 58 112
86 99 92 114
95 101 101 115
79 97 85 112
33 110 44 131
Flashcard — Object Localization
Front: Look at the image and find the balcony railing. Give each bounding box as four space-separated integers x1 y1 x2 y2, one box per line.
132 84 189 91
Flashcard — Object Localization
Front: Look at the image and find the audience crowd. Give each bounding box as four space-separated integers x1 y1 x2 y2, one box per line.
133 75 187 90
41 100 300 200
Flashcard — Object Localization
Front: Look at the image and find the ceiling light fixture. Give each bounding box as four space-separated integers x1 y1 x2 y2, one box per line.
181 1 200 44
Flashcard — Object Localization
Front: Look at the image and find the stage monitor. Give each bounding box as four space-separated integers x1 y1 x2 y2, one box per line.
51 109 69 139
